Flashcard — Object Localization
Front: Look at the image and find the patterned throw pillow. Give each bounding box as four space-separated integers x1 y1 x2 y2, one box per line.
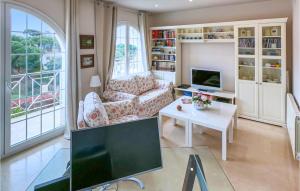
83 92 109 127
135 72 155 94
107 76 139 95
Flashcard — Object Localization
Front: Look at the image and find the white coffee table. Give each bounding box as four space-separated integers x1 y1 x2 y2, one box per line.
159 96 237 160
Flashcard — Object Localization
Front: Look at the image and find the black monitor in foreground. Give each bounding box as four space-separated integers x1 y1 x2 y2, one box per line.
70 117 162 191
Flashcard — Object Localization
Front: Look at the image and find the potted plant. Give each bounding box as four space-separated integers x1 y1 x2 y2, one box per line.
192 93 212 110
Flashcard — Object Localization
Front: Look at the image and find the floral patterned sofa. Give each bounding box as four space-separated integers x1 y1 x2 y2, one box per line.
77 92 142 129
103 72 174 117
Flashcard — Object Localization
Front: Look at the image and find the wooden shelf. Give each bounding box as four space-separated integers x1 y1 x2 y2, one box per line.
263 36 281 38
151 53 176 56
152 60 176 62
238 36 255 38
239 65 255 67
152 46 176 49
238 55 255 58
152 38 176 40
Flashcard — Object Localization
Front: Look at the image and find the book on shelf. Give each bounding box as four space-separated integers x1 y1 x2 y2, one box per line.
152 30 176 39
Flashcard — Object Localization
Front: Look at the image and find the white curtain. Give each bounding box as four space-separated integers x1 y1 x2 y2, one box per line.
95 1 118 91
138 11 151 70
65 0 81 139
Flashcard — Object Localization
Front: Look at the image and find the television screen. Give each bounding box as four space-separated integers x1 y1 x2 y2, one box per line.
70 118 162 191
192 69 221 90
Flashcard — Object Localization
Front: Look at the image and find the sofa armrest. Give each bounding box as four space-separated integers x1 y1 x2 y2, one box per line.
103 90 137 102
103 99 138 120
154 79 173 90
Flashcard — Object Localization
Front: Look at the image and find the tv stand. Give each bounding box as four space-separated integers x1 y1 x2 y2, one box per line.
174 87 235 104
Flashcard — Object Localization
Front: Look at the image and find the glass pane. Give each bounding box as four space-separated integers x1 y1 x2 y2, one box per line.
27 116 41 139
239 58 255 81
42 22 55 34
27 74 41 114
54 54 63 70
27 14 42 32
55 90 65 110
42 112 54 133
41 73 55 112
262 59 281 84
11 105 26 123
11 120 26 145
42 54 55 71
11 9 26 32
27 54 41 73
11 32 26 54
238 27 255 55
262 26 281 37
11 74 26 99
27 33 41 54
113 25 127 78
262 26 281 56
53 36 62 53
129 27 144 75
11 55 26 75
55 108 65 128
41 34 54 53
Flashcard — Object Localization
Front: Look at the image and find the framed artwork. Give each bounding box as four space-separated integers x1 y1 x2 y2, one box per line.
80 35 94 49
80 54 94 69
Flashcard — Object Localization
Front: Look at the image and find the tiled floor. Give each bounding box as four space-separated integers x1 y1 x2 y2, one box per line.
1 118 300 191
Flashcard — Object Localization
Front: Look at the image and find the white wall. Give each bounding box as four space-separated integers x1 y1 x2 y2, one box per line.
150 0 293 91
293 0 300 105
182 43 235 91
78 0 97 96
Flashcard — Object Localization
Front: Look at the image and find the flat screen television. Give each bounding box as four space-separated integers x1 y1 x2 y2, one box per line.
191 68 222 91
70 117 162 191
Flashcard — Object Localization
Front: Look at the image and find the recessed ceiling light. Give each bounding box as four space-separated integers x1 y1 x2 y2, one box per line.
189 0 193 2
154 4 159 8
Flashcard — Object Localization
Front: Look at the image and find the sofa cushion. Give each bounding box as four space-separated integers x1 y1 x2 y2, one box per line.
139 89 170 104
103 98 138 120
138 88 173 117
83 92 109 127
107 77 139 95
77 101 87 129
110 115 141 125
135 73 155 94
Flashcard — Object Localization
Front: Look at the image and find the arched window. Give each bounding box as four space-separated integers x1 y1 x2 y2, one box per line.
4 5 66 151
113 23 145 78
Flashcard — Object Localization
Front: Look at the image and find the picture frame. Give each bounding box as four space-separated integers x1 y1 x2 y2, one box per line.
80 35 94 49
80 54 94 69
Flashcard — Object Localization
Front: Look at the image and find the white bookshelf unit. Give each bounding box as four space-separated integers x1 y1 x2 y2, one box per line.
151 28 181 85
235 20 287 126
150 18 287 126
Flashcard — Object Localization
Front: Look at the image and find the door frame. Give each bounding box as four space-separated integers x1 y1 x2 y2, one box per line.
1 1 66 158
0 0 6 158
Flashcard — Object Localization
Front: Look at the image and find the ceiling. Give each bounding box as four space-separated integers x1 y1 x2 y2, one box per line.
107 0 269 13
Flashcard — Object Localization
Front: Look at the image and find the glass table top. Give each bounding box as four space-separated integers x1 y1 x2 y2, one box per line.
27 147 234 191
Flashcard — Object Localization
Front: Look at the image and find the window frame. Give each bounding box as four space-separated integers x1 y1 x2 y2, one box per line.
1 2 66 158
113 22 144 79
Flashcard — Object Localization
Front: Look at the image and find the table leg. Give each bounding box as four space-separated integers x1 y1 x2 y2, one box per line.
185 120 191 147
189 122 193 147
222 130 227 161
234 111 237 129
159 114 163 138
173 119 177 126
229 124 233 144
